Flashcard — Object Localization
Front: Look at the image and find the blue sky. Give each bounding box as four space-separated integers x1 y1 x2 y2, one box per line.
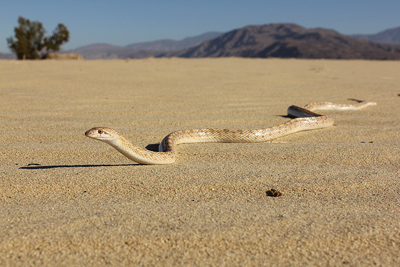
1 0 399 53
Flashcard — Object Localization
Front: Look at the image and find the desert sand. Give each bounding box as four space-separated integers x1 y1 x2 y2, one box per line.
0 58 399 266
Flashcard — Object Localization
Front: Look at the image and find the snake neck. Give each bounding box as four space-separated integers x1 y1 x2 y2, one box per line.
107 135 175 165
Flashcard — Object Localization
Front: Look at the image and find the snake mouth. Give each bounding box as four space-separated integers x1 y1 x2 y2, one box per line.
85 129 95 138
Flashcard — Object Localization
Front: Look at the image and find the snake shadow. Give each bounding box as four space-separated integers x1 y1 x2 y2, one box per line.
19 143 162 169
19 163 139 170
146 143 160 152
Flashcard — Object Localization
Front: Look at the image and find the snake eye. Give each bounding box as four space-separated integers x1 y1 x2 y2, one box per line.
98 129 103 134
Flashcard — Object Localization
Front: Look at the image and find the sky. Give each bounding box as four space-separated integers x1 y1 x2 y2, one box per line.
1 0 400 53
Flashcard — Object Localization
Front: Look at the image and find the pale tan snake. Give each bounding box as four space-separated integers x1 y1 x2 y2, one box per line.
85 99 376 165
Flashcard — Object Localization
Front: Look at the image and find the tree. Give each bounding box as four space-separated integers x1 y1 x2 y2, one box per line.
7 17 69 60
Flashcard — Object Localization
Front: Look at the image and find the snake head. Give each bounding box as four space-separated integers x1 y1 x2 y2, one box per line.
85 127 118 142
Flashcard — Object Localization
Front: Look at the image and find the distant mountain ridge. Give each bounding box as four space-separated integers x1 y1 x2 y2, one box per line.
68 32 222 59
174 23 400 59
1 24 400 60
351 26 400 45
126 32 222 51
0 52 15 59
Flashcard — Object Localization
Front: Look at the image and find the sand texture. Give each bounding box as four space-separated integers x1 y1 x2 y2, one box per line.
1 58 399 266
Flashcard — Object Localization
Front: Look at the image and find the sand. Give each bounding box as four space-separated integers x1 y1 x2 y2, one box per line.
0 58 399 266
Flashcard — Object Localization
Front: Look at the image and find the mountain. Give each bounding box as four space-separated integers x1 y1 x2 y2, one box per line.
126 32 222 51
174 23 400 60
0 52 15 59
4 24 400 60
351 26 400 45
66 43 148 59
68 32 223 59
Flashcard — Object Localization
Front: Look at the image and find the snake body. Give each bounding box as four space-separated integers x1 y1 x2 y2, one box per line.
85 99 376 165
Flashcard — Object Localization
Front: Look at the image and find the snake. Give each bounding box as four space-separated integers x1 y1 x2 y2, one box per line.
85 99 376 165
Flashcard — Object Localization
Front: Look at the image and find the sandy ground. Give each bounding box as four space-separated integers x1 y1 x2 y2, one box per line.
0 58 399 266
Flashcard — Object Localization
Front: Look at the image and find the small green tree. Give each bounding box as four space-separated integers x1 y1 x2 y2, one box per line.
7 16 69 60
